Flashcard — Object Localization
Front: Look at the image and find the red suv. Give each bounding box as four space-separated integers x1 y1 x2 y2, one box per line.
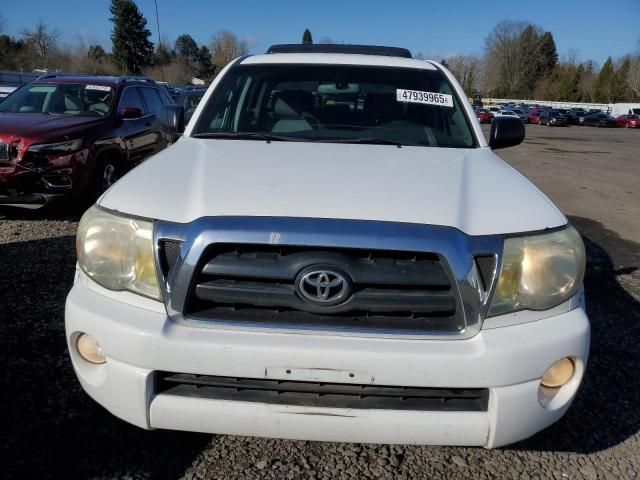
0 75 172 208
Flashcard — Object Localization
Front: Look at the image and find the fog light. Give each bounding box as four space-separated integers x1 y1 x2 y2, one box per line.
76 333 106 364
541 357 575 388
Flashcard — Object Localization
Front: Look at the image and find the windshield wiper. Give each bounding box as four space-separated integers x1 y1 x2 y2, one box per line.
190 132 299 142
314 138 404 146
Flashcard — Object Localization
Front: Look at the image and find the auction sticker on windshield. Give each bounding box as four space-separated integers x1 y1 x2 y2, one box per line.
85 85 112 91
396 89 453 107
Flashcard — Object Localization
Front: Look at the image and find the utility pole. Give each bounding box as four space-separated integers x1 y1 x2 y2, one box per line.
154 0 165 82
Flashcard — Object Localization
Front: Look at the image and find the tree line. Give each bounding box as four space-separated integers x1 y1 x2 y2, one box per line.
443 20 640 103
0 6 638 102
0 0 248 84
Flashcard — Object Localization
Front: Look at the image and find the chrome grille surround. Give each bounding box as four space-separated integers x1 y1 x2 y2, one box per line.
154 217 503 340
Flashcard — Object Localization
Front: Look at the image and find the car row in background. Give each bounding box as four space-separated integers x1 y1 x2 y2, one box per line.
475 104 638 128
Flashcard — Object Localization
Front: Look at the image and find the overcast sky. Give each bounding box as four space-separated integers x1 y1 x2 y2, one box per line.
2 0 639 65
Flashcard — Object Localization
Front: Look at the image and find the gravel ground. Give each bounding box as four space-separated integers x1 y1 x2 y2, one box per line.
1 126 639 479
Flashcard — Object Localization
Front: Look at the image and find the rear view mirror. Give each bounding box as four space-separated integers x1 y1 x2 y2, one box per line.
120 106 144 119
156 104 185 142
489 116 525 149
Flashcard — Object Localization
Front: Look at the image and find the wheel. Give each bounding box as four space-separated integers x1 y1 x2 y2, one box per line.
94 157 121 198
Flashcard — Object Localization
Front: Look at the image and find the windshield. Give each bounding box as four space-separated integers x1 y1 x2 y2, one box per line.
0 82 114 117
192 64 476 148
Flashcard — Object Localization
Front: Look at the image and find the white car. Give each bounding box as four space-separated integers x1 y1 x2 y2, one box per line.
494 109 526 122
511 108 529 123
66 44 589 448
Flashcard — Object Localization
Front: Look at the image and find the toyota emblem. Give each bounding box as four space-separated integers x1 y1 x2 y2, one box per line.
297 269 351 305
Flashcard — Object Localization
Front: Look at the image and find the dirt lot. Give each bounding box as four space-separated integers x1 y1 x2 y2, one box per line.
1 125 639 479
492 124 640 242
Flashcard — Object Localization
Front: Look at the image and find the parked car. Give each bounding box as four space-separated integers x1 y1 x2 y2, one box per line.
557 109 579 125
582 112 617 127
615 114 640 128
494 109 519 119
67 43 589 448
173 87 207 123
511 108 529 123
528 110 542 124
569 109 590 125
0 75 172 208
476 108 493 124
576 110 593 125
539 110 568 126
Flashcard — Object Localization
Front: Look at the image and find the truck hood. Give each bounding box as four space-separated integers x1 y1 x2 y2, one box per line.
0 113 103 142
99 137 566 236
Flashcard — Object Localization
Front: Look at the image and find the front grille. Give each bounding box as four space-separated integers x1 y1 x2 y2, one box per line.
156 372 489 412
184 245 463 334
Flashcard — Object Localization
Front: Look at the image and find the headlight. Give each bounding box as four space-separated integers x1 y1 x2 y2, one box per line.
28 138 83 153
488 225 586 316
76 205 161 300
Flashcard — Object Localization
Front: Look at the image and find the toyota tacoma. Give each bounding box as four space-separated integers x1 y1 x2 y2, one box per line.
66 44 589 447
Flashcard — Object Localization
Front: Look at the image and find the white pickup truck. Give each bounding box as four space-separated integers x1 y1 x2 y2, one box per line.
66 44 589 448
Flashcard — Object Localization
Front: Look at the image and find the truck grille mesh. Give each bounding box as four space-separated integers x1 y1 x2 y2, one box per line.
183 245 463 334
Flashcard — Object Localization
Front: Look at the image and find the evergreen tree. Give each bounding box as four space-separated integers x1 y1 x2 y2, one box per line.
109 0 154 74
595 57 615 103
302 29 313 45
175 34 199 62
153 42 173 66
539 32 558 74
88 44 106 61
196 45 214 79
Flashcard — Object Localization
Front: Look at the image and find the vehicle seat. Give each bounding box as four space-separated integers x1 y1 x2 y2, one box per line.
271 90 316 133
88 102 110 114
64 95 82 114
364 93 400 125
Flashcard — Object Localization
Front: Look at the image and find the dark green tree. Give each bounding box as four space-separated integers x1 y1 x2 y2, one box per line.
196 45 214 79
109 0 154 74
0 35 28 70
175 34 199 62
302 29 313 45
595 57 615 102
153 41 173 66
88 44 106 61
539 32 558 74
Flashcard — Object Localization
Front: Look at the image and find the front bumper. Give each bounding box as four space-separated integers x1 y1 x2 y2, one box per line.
0 149 89 206
65 275 590 448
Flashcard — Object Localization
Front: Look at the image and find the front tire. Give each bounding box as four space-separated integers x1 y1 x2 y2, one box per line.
94 157 121 199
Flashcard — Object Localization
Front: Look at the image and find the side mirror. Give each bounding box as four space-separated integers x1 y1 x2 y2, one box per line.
120 106 144 119
489 116 525 149
157 104 185 141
